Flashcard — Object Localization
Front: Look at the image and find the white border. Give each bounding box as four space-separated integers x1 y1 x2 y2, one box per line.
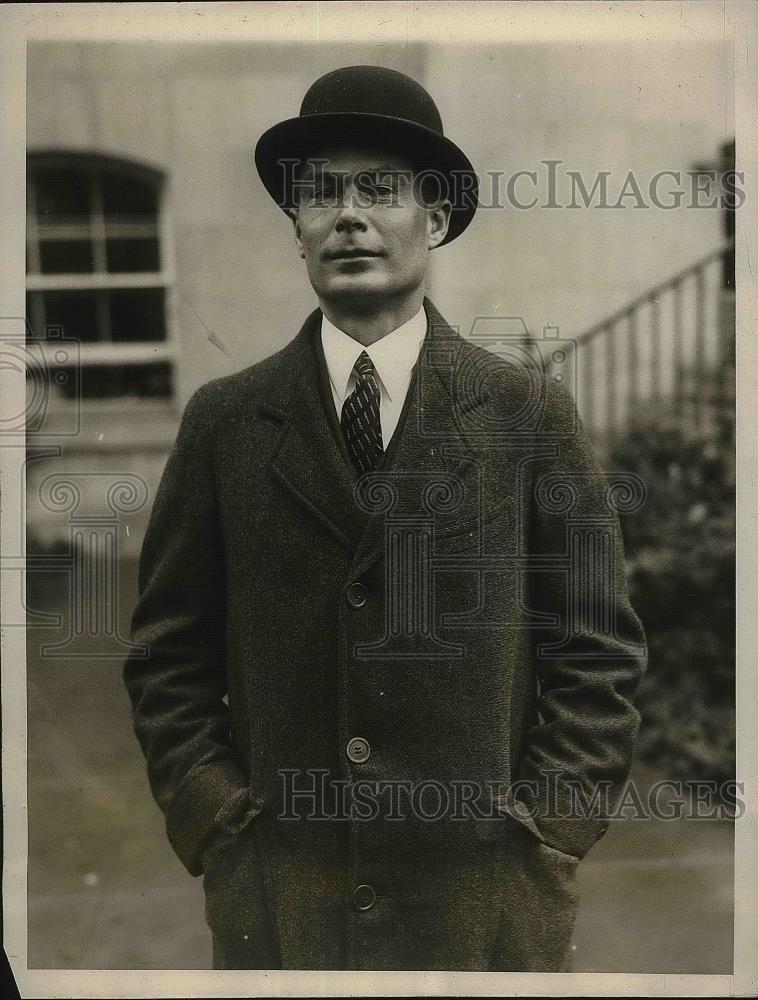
1 3 756 997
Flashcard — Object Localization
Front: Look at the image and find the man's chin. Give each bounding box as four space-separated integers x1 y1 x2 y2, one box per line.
318 277 391 304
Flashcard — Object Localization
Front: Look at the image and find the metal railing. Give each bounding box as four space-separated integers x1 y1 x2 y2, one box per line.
558 245 735 447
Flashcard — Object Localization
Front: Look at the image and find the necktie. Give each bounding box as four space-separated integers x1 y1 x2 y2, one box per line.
341 351 383 476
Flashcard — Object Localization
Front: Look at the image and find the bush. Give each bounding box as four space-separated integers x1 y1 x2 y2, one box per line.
607 405 735 786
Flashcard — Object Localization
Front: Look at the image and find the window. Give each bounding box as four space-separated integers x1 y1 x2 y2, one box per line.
26 152 174 402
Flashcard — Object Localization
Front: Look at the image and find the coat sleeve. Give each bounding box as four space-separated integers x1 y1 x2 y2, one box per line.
122 383 257 877
510 377 648 860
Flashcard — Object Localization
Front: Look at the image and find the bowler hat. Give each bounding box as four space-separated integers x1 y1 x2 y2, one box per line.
254 65 478 245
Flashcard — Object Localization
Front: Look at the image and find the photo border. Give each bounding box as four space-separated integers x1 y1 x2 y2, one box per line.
1 2 755 996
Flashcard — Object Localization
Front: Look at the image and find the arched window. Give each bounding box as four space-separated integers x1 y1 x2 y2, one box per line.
26 152 174 401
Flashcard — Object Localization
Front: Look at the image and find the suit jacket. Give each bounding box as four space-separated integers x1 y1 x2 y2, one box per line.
122 298 647 972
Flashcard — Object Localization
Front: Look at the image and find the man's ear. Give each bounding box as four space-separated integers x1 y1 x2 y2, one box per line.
288 207 305 259
427 200 452 250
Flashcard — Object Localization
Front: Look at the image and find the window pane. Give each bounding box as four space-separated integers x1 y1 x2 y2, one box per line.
27 158 173 401
126 362 172 397
37 365 78 400
26 292 44 339
49 362 172 400
108 288 166 343
39 240 94 274
106 238 160 273
102 173 159 219
34 169 91 223
42 290 101 343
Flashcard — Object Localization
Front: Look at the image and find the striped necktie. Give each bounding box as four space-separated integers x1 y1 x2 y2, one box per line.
340 351 383 476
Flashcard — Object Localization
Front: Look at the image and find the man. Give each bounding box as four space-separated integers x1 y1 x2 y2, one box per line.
122 65 647 973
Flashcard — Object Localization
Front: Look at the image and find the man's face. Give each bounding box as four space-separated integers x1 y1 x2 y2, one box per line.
289 145 451 308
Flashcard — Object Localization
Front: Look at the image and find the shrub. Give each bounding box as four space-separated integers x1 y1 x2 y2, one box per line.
607 404 735 786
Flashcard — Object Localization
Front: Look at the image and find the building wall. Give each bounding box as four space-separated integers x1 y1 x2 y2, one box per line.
426 39 731 338
25 39 731 554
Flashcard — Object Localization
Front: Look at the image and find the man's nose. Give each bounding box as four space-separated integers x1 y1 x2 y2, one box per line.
334 183 368 232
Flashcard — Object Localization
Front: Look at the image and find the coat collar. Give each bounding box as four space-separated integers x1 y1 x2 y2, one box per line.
320 304 427 406
257 297 490 569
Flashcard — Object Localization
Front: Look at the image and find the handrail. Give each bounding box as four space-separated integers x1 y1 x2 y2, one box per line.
565 242 734 445
574 243 733 346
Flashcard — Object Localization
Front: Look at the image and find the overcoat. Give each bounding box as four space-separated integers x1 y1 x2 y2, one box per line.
123 298 647 972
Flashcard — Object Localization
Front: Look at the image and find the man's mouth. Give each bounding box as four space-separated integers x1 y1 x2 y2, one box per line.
325 249 384 260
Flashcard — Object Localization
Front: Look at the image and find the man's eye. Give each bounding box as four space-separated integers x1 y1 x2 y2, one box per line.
357 182 397 203
309 187 339 206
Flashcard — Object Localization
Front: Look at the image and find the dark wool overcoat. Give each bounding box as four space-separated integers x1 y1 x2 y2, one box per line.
123 298 647 972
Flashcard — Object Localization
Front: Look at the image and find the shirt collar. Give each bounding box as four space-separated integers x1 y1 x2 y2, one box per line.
320 304 428 404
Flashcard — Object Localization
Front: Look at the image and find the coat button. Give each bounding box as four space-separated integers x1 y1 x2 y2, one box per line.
345 582 367 608
346 737 371 763
352 884 376 911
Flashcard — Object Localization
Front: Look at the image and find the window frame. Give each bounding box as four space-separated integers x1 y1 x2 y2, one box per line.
26 150 177 407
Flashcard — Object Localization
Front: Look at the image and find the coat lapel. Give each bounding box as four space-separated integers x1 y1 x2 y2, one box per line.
257 308 369 552
258 299 490 566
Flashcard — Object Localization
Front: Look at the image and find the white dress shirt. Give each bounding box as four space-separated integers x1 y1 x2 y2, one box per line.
320 305 428 449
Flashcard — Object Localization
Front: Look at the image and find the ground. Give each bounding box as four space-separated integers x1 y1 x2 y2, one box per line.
23 560 733 972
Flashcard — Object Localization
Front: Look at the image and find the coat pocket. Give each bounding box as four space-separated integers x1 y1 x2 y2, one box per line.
433 506 513 555
201 787 264 878
201 794 279 969
487 818 580 972
535 837 582 866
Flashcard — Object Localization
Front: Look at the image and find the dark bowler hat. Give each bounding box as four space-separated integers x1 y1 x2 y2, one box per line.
254 65 478 245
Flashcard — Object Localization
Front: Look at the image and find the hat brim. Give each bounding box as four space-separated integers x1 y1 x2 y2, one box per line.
254 112 478 246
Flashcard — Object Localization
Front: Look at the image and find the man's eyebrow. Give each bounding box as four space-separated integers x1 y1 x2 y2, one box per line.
296 168 411 189
361 166 409 176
